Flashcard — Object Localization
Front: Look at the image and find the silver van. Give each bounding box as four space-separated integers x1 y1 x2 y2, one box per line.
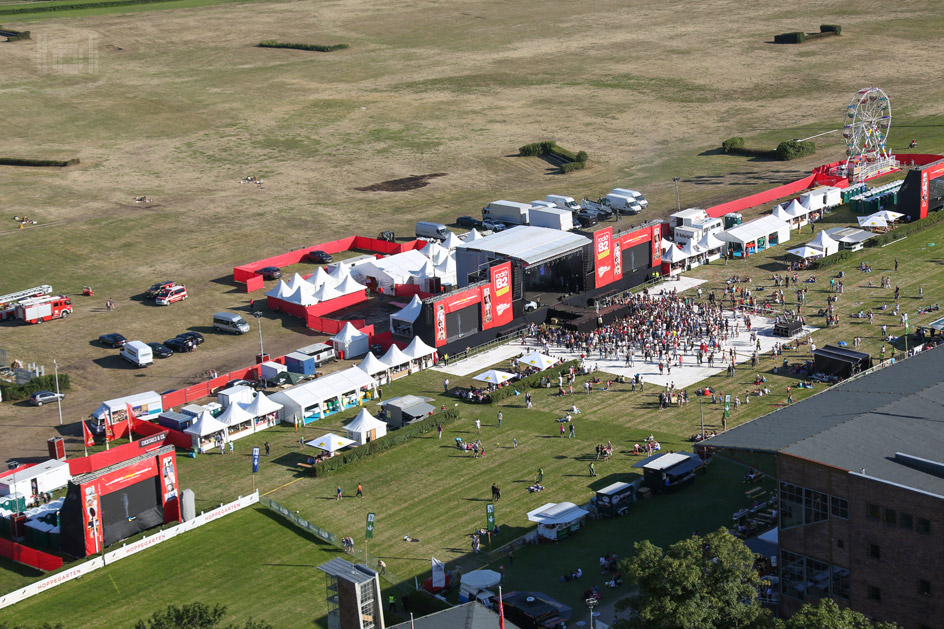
415 221 449 240
213 311 251 334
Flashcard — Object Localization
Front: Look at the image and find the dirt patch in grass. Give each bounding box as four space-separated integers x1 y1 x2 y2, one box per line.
355 172 447 192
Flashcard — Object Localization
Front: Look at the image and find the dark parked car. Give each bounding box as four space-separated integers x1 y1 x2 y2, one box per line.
164 337 193 353
144 281 177 299
305 250 333 264
30 390 64 406
456 216 482 229
575 211 599 228
99 333 127 348
257 266 282 280
147 342 174 358
176 331 205 346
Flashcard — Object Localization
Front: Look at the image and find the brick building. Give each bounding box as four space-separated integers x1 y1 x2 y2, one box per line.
701 346 944 629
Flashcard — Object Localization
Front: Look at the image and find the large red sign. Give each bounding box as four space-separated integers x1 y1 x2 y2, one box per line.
484 262 513 329
433 286 482 347
920 161 944 218
593 228 614 288
651 223 662 267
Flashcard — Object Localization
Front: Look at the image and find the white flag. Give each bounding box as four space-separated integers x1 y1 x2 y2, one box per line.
431 557 445 588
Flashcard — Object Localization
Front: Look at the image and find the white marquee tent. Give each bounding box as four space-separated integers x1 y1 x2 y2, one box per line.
390 294 424 336
807 230 839 257
402 336 438 364
520 351 556 370
717 215 790 257
441 231 465 251
331 322 370 359
349 249 433 293
344 409 388 445
269 367 378 424
461 229 482 243
357 351 388 379
335 275 368 297
698 231 725 261
380 344 410 371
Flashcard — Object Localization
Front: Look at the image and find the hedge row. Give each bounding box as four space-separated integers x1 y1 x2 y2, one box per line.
774 31 806 44
311 409 459 476
775 140 815 161
820 24 841 35
0 27 30 41
486 360 580 403
561 161 586 174
774 25 840 44
258 41 349 52
518 141 588 173
866 210 944 247
810 249 854 269
0 374 70 402
0 0 175 15
0 157 79 167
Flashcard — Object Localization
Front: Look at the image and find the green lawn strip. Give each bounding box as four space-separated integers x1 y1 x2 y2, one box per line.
0 0 276 21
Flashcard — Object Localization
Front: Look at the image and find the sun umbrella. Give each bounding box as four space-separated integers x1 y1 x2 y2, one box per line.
473 369 515 384
858 215 888 229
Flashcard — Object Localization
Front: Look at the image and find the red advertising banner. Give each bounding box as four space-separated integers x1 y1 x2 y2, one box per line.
593 227 614 288
440 286 481 314
80 481 104 556
99 458 158 495
921 161 944 218
484 262 514 329
435 302 446 346
650 223 662 267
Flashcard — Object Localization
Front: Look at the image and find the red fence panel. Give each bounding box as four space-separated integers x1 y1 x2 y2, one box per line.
0 537 63 572
705 174 815 218
132 421 192 450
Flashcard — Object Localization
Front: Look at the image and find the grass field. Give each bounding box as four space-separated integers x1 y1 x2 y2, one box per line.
3 0 944 625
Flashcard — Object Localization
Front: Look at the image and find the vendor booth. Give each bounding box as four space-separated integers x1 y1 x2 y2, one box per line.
0 460 71 507
269 367 378 425
379 344 411 380
526 502 589 541
660 244 689 277
379 395 435 428
90 391 162 435
698 231 724 262
718 216 790 258
402 335 438 370
807 230 839 257
184 410 229 453
306 433 355 458
344 409 387 445
594 480 637 517
782 199 811 229
634 451 704 493
680 240 707 270
241 392 283 432
330 322 369 360
390 295 424 339
217 400 255 441
459 570 501 604
357 351 389 384
813 345 871 379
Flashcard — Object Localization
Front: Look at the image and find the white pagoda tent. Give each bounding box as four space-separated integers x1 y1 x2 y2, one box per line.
698 231 724 262
402 336 437 369
335 275 368 297
331 322 370 359
184 411 229 453
807 230 839 257
441 231 465 251
308 266 334 289
461 229 482 243
216 402 255 440
265 280 291 300
390 294 423 337
344 409 387 445
356 351 388 382
661 243 690 276
313 282 343 303
239 392 283 431
379 344 410 372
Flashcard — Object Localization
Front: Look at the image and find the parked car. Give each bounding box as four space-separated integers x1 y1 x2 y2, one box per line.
30 390 64 406
370 343 384 357
99 333 127 348
481 219 506 232
305 250 333 264
147 342 174 358
257 266 282 280
456 216 482 229
176 331 205 346
155 285 188 306
524 299 540 312
144 281 177 299
574 211 599 228
164 337 193 353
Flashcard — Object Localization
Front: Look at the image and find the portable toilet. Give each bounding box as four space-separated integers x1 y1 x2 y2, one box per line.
724 213 743 229
285 351 317 376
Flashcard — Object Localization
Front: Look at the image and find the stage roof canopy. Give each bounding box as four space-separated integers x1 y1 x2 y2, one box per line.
461 226 591 265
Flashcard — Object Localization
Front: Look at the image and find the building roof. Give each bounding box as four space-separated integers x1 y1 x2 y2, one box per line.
386 601 521 629
824 227 874 244
719 215 790 244
703 346 944 496
526 502 589 525
316 558 377 584
461 226 591 265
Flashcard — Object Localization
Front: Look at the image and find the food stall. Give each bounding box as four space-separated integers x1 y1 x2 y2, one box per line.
526 502 589 541
183 410 229 453
594 480 637 517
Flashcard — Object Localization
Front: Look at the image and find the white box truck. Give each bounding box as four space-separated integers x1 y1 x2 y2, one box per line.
529 207 574 231
120 341 153 368
604 194 642 215
545 194 580 211
482 200 530 225
611 188 649 209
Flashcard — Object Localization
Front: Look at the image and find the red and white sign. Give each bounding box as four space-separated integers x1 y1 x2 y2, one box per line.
920 161 944 218
593 228 614 288
651 224 662 267
484 262 514 330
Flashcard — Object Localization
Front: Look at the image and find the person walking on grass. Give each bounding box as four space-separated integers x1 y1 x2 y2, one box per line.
437 423 443 439
475 418 481 433
356 483 364 498
589 462 596 477
336 486 342 500
497 411 503 428
264 441 270 456
569 422 576 438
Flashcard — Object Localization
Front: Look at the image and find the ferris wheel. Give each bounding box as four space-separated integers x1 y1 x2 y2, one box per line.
843 87 891 168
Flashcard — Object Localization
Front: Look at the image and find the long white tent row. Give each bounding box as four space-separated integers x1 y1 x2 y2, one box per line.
182 393 284 453
717 215 790 258
355 336 437 385
348 249 436 294
265 267 367 306
269 367 378 425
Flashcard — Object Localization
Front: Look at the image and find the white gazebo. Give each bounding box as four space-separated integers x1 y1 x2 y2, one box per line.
390 294 424 337
265 280 291 300
306 433 355 457
402 336 438 370
357 351 389 384
520 351 556 371
473 369 515 385
379 344 411 378
807 230 839 257
184 411 230 453
331 322 369 359
783 199 811 229
240 392 283 432
217 402 255 441
661 244 690 276
344 409 387 445
698 231 724 262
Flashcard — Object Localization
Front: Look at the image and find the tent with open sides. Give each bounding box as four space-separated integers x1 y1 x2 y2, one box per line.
858 214 889 230
473 369 515 385
184 410 229 453
698 231 724 262
807 230 839 257
380 343 410 372
783 199 811 228
269 367 378 424
216 401 255 440
331 322 369 359
661 243 690 276
357 351 388 381
344 409 388 445
239 392 282 432
306 433 355 457
391 294 424 337
402 336 438 367
787 245 824 260
526 502 589 541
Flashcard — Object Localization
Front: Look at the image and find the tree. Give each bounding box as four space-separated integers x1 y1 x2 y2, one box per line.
613 527 770 629
134 603 227 629
773 598 900 629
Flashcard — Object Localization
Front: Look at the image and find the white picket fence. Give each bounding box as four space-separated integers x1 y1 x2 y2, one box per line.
0 491 259 610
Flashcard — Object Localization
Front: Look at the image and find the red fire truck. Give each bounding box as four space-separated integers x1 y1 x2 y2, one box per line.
0 285 52 321
15 295 73 324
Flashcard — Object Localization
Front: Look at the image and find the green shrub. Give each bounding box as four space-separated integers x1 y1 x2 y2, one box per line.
0 157 79 167
0 0 175 15
774 32 806 44
0 374 70 402
820 24 841 35
776 140 816 161
809 249 854 269
0 27 30 41
866 210 944 247
258 41 349 52
518 142 542 157
560 161 586 174
312 409 459 476
575 150 588 164
548 144 576 161
486 361 580 403
722 137 745 154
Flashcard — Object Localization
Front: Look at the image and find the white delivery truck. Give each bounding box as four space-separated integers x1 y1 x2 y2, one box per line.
482 200 530 226
611 188 649 209
545 194 580 211
120 341 153 368
529 207 574 231
604 194 642 215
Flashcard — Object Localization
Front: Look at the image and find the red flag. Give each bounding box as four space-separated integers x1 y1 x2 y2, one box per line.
105 413 115 443
82 420 95 447
498 587 504 629
125 402 137 441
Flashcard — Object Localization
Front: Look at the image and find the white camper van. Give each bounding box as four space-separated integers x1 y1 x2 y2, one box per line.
120 341 153 368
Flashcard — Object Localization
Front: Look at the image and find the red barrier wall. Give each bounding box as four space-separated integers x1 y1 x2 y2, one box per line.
160 356 286 409
307 291 366 316
132 420 193 450
394 285 434 299
306 316 365 335
67 434 168 476
0 537 63 572
705 174 815 218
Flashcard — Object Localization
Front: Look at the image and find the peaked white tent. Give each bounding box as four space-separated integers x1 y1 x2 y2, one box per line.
217 401 254 428
286 273 306 293
344 409 387 445
422 241 451 265
331 322 369 359
349 249 432 293
771 205 791 222
520 351 556 370
265 280 291 299
313 282 343 303
461 229 482 243
390 294 423 336
326 263 349 284
661 238 674 252
184 411 229 452
306 433 355 457
473 369 515 384
402 336 437 364
662 245 689 263
357 351 388 379
698 231 724 261
808 230 839 257
240 392 283 422
380 344 410 370
783 199 811 227
335 275 368 297
284 284 317 306
308 267 334 289
441 231 465 250
432 256 457 286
